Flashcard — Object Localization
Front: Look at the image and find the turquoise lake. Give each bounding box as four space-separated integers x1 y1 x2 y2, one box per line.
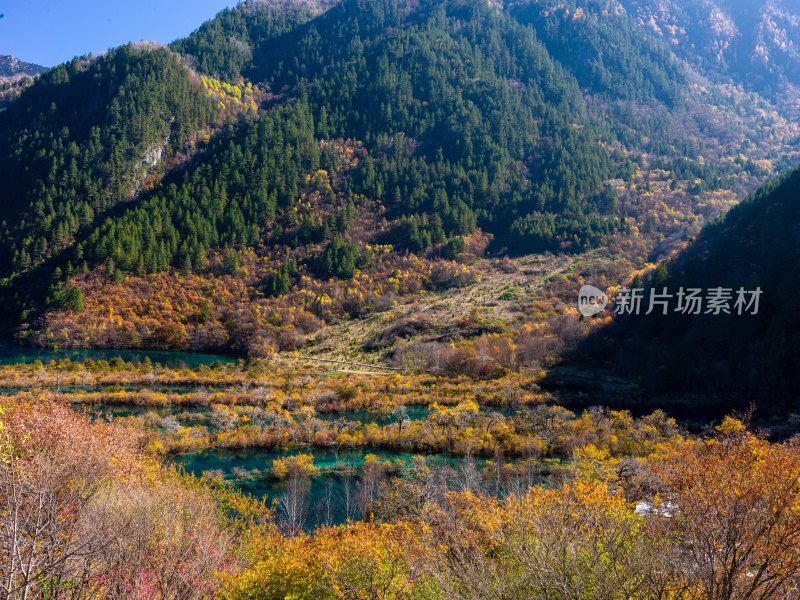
0 345 237 369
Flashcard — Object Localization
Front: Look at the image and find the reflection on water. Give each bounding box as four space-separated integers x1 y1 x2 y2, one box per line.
170 447 466 530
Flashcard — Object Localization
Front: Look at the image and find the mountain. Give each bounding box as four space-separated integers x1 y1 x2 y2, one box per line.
0 55 47 80
615 0 800 101
609 165 800 410
169 0 334 80
0 46 218 279
0 0 798 357
0 55 47 106
509 0 687 106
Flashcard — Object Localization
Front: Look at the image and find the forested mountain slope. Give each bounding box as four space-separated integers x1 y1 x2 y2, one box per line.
610 165 800 409
616 0 800 100
606 0 800 165
0 46 223 332
509 0 686 106
0 0 797 357
187 0 627 252
0 46 217 278
170 0 335 80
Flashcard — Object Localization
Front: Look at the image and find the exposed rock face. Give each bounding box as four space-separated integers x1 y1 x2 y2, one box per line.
0 55 47 79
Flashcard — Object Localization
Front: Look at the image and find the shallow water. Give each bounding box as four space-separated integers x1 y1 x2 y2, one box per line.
0 345 237 369
170 447 468 530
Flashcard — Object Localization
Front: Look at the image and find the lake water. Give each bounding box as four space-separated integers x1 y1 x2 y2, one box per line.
170 447 470 530
0 345 237 369
0 344 535 529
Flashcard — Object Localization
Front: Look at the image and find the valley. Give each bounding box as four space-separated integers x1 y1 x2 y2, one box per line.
2 0 800 598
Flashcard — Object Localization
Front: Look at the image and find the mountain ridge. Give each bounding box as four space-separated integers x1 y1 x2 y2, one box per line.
0 0 798 363
615 0 800 99
0 54 47 79
591 163 800 411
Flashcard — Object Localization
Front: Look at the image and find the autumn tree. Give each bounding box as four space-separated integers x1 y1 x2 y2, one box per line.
644 422 800 599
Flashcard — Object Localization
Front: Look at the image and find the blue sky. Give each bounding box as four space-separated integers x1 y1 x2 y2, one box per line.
0 0 239 67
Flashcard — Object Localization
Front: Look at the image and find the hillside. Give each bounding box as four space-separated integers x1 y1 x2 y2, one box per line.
0 55 46 79
0 0 798 361
603 165 800 411
0 55 47 105
183 0 625 252
170 0 336 80
616 0 800 102
0 46 220 327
